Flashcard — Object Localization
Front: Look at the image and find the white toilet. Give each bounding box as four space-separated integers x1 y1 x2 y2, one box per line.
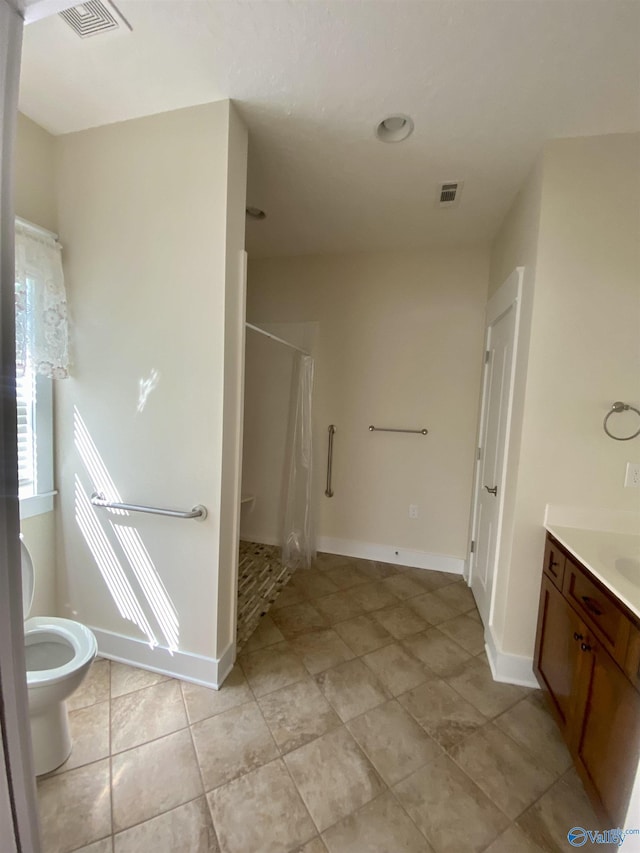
21 537 97 776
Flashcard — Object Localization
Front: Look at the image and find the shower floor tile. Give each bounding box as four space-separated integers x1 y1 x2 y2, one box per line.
36 559 603 853
236 540 293 651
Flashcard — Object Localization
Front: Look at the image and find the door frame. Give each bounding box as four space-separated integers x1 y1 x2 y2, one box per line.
467 266 524 629
0 1 42 850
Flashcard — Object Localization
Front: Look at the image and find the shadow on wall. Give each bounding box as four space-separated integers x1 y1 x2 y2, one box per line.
73 406 179 652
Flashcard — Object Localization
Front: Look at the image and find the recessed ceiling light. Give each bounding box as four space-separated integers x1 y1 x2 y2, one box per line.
246 207 266 220
375 114 414 143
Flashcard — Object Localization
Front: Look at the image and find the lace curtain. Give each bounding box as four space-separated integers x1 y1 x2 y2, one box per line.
281 353 316 569
15 223 69 379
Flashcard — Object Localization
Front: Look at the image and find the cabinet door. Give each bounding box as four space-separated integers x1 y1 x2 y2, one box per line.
534 575 585 737
574 638 640 825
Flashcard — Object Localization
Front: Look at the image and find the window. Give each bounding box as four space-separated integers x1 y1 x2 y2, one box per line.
15 275 54 518
14 220 69 518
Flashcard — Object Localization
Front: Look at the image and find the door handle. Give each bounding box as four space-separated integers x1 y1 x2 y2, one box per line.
484 485 498 496
581 595 603 617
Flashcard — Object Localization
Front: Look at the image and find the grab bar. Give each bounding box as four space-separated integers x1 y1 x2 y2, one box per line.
369 425 428 435
91 492 208 520
325 425 335 497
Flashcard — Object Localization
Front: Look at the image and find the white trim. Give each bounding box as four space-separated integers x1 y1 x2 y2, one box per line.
91 627 236 690
215 639 237 687
241 534 465 575
316 536 464 574
19 490 55 519
484 626 539 688
486 266 524 324
468 266 524 621
238 533 465 574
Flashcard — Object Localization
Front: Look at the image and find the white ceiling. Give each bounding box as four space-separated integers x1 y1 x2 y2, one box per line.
18 1 640 258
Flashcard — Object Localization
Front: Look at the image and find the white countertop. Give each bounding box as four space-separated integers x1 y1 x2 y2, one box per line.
545 524 640 621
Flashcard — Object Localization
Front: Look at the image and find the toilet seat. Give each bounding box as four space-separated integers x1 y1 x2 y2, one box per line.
20 537 98 775
25 616 97 688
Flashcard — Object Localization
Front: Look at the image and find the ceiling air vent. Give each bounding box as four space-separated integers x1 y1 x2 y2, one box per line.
60 1 131 38
437 181 463 208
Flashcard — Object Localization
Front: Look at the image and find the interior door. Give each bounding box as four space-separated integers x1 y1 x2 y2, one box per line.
470 269 522 625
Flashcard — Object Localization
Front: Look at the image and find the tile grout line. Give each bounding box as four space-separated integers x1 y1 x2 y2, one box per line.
248 686 325 842
386 783 438 850
40 563 524 853
182 694 224 853
425 700 568 850
279 742 333 844
108 660 114 852
111 791 216 844
243 636 392 846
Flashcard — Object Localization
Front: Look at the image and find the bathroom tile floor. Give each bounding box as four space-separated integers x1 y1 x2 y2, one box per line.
36 554 606 853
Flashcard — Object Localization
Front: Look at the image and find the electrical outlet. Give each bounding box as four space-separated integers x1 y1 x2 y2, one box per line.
624 462 640 488
409 504 418 519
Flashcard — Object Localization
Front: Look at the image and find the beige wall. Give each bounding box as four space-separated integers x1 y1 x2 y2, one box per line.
14 113 56 231
54 102 247 679
14 113 57 616
490 133 640 658
248 248 490 562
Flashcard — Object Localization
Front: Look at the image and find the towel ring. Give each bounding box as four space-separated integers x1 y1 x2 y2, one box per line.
603 402 640 441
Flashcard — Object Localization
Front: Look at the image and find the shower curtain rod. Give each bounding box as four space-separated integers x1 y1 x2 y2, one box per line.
246 322 310 356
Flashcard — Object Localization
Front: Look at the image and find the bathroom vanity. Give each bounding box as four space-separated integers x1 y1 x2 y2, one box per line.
534 526 640 826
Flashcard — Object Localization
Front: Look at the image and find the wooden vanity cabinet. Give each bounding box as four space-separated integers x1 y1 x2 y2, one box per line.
542 536 566 591
534 533 640 826
573 633 640 825
534 575 584 740
625 623 640 690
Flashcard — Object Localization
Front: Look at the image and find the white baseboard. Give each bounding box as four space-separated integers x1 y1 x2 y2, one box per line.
91 627 235 690
484 627 539 689
316 536 465 575
240 532 464 575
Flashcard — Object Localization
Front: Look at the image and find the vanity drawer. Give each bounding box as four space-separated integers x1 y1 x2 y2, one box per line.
543 536 566 590
563 558 631 664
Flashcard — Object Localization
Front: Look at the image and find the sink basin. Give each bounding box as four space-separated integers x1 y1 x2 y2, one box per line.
616 557 640 586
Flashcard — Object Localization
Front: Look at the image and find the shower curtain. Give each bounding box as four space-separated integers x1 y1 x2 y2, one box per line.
282 353 316 569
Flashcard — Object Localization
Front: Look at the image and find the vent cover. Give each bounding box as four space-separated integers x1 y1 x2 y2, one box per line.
60 1 131 38
438 181 463 207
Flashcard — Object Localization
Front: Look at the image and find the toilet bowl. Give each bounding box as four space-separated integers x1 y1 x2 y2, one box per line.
21 537 97 776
